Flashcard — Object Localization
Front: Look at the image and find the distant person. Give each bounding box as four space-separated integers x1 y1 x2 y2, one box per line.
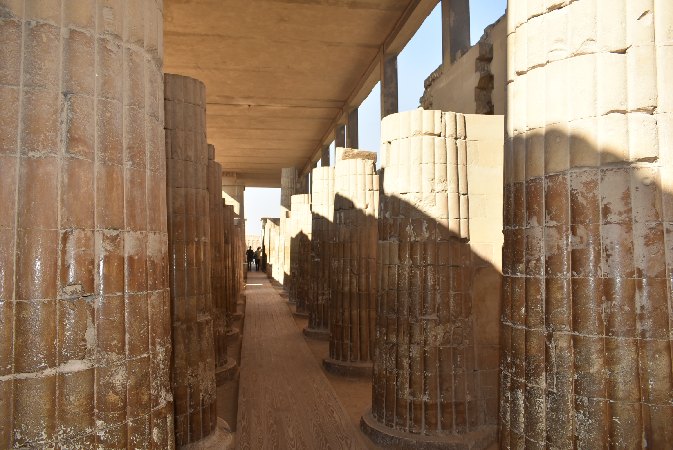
246 246 254 271
254 247 262 271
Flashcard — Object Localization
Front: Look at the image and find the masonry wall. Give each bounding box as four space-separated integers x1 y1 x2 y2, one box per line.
421 16 506 116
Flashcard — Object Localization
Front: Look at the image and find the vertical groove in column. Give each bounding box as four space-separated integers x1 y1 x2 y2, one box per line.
289 194 312 314
207 145 228 372
306 167 335 336
324 148 378 376
164 73 216 447
0 1 173 447
501 1 673 448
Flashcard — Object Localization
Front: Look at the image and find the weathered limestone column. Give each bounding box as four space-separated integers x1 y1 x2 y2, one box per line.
278 167 298 285
0 2 172 447
289 194 312 315
362 110 501 448
500 2 673 448
165 74 216 446
261 218 280 278
304 167 335 340
207 146 236 383
324 148 378 376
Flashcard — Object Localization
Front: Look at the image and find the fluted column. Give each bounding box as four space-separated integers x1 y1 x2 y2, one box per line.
305 167 335 339
164 73 216 446
0 1 172 447
363 110 501 449
500 1 673 448
324 148 378 377
289 194 312 315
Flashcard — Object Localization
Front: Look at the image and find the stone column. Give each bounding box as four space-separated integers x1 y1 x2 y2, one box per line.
381 54 399 118
279 167 298 285
442 0 471 64
207 145 236 383
304 166 335 340
0 1 172 447
347 108 359 149
324 148 378 376
335 124 346 149
500 2 673 448
362 110 501 448
289 194 312 315
321 144 331 167
165 74 216 446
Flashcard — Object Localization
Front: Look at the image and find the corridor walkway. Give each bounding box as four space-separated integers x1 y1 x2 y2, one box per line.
236 271 370 450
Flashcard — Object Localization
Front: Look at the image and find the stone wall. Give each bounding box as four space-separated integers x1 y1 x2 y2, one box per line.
421 15 506 116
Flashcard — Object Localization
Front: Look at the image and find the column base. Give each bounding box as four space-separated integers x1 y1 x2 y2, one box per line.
322 358 372 377
182 418 234 450
215 357 238 385
360 409 497 450
292 308 309 318
302 327 330 341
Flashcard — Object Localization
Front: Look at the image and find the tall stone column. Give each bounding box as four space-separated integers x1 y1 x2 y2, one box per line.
165 74 216 446
289 194 312 315
362 110 501 448
207 145 236 382
278 167 298 285
304 166 335 340
324 148 378 376
0 1 172 447
500 2 673 448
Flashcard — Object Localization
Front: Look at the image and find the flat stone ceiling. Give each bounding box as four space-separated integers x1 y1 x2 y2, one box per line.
164 0 438 187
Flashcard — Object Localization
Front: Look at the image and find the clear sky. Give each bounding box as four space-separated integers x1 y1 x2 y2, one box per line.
244 0 507 237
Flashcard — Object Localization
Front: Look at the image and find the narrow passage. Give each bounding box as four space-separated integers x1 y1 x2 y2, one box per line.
236 271 369 450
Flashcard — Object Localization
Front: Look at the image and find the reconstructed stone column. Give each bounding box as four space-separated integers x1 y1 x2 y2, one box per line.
261 218 280 279
165 74 216 446
278 167 298 285
363 110 501 448
304 167 335 340
500 2 673 448
324 149 378 376
289 194 312 315
0 1 172 447
207 145 236 382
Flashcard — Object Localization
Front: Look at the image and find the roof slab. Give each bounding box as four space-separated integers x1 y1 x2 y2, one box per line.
164 0 439 187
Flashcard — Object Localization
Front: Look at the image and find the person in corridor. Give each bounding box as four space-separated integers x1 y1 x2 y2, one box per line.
246 246 254 271
254 247 262 271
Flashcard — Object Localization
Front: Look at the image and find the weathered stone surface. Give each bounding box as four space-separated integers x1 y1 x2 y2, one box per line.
305 167 335 338
370 110 502 448
0 1 172 447
165 73 216 447
500 2 673 448
288 194 312 315
324 148 378 376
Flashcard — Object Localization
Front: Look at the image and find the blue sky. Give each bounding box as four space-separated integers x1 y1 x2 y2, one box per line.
245 0 507 237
